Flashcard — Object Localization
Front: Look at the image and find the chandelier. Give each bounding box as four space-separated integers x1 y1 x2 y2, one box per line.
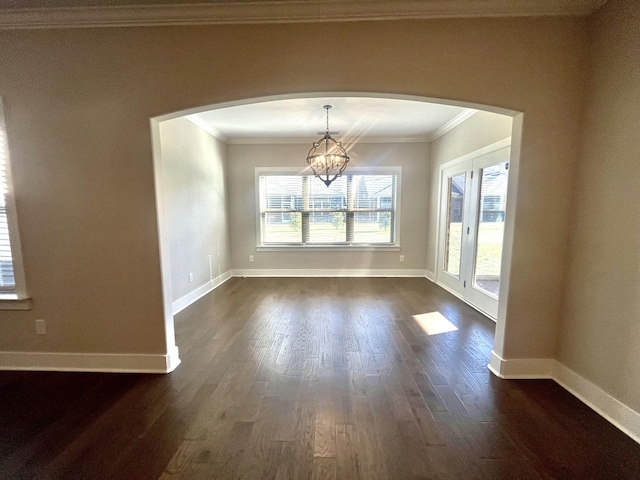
306 105 350 187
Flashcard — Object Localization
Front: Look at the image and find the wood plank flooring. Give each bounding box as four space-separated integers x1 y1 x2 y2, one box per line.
1 277 639 479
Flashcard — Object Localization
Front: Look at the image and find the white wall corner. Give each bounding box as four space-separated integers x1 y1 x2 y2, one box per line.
165 344 181 373
554 362 640 445
425 270 436 282
487 350 555 379
172 270 232 315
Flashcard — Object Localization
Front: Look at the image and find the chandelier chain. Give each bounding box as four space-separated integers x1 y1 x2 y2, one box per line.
326 107 329 133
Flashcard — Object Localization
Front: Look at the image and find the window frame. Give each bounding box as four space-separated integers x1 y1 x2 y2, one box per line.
255 166 401 251
0 97 30 309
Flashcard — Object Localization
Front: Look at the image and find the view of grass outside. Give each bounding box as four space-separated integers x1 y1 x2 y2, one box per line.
354 212 392 243
309 213 345 243
263 212 392 244
263 213 301 243
445 222 463 277
474 222 504 276
446 221 504 293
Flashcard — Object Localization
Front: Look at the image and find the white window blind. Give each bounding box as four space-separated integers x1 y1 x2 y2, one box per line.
0 109 16 290
259 173 397 246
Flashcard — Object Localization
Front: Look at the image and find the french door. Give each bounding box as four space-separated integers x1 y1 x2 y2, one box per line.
437 146 510 319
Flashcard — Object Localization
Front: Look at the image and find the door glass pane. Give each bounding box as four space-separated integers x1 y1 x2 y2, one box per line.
473 162 509 296
444 173 465 277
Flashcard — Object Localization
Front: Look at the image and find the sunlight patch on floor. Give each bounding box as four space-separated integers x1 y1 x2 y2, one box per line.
412 311 458 335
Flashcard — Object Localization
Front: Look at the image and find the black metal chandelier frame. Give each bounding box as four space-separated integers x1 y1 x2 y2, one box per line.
306 105 350 187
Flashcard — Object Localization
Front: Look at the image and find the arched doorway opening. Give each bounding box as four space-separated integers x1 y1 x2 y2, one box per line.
149 92 522 372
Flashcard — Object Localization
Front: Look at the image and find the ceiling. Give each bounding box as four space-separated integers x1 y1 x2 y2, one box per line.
187 97 475 144
0 0 609 29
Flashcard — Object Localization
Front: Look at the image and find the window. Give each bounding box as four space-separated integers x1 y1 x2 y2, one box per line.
0 98 28 305
258 169 399 247
0 105 16 290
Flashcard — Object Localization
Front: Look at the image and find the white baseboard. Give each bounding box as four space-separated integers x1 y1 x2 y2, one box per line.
488 350 555 379
425 270 436 282
436 280 495 321
0 345 181 373
488 351 640 444
232 268 427 277
165 345 181 373
172 270 232 315
435 280 463 299
554 362 640 444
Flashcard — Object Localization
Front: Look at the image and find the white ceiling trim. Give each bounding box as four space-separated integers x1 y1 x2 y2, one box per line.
186 114 228 142
0 0 608 30
224 135 434 145
187 107 479 145
428 108 477 141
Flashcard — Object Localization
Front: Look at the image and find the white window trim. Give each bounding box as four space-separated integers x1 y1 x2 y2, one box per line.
0 98 31 310
255 166 402 250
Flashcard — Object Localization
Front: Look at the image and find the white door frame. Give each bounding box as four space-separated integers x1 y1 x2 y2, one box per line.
434 137 512 320
463 147 510 318
437 163 472 295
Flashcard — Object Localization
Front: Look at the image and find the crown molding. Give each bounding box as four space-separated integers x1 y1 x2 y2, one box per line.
428 108 477 141
225 135 432 145
186 114 228 142
0 1 609 30
187 108 479 145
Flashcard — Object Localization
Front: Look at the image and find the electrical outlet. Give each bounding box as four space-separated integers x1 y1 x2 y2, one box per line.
400 255 405 263
189 272 194 282
35 319 46 335
249 255 254 263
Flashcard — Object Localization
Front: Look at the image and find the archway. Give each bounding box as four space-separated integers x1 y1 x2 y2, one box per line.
149 92 522 373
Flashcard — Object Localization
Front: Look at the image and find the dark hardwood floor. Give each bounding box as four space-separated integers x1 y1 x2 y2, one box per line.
1 277 639 479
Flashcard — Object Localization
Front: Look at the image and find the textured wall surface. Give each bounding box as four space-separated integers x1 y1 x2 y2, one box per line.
0 16 585 361
559 0 640 411
159 117 231 303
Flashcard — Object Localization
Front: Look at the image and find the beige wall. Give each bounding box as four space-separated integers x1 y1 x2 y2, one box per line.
159 117 231 303
425 111 513 275
0 17 585 361
559 0 640 411
227 142 429 271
